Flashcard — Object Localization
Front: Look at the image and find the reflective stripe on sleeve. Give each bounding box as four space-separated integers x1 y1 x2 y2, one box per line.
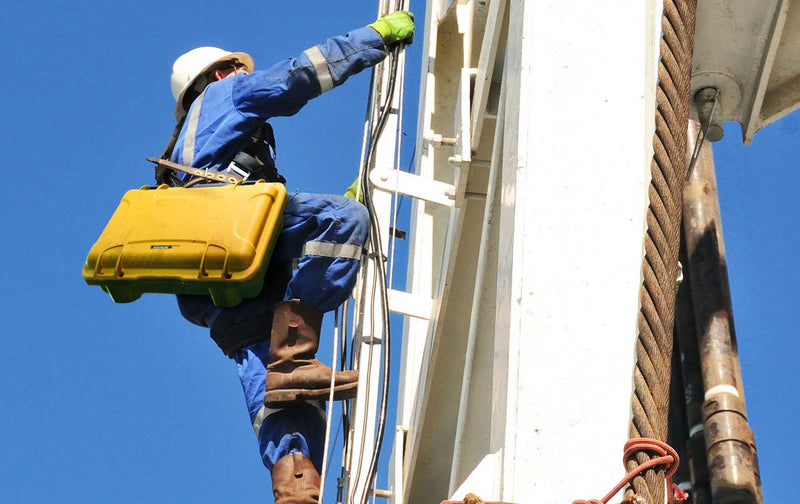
302 241 364 260
303 46 334 93
182 89 206 166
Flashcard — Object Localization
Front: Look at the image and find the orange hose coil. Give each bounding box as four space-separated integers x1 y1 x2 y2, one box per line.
573 439 680 504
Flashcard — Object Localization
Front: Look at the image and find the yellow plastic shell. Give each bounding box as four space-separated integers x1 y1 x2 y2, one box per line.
82 181 287 307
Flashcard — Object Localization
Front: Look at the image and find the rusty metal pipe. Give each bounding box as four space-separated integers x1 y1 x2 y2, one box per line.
682 121 762 504
674 248 712 504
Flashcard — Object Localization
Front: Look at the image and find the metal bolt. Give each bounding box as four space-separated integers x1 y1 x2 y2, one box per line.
694 88 724 142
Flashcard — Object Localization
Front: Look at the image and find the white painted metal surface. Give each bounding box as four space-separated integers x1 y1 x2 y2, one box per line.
387 289 434 320
380 0 800 502
483 0 659 500
369 169 456 207
394 0 665 502
692 0 800 142
448 76 505 496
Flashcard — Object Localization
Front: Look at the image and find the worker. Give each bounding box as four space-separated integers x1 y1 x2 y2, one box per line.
159 11 414 504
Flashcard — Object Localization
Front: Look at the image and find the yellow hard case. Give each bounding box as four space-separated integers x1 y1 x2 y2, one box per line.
83 181 287 307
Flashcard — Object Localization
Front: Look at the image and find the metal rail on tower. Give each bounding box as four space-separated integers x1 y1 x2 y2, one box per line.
343 2 410 504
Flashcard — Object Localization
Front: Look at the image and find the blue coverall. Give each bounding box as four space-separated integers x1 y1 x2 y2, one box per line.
172 26 386 472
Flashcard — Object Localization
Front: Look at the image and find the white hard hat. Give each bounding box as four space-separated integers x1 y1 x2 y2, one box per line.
170 46 254 120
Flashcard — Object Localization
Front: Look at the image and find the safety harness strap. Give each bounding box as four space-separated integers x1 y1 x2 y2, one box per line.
154 115 282 186
302 241 364 260
303 46 334 93
182 88 207 167
155 116 186 186
147 157 243 184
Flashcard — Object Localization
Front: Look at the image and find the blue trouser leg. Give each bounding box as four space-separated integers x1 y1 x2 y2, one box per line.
273 192 370 312
177 192 370 349
235 340 326 471
208 193 369 472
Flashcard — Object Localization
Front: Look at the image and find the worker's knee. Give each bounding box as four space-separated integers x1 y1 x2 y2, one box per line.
336 196 370 246
282 192 370 250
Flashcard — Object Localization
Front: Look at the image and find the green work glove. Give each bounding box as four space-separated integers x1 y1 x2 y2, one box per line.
344 177 364 203
368 11 415 47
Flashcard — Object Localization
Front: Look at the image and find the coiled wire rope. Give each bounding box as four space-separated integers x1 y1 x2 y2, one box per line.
628 0 697 502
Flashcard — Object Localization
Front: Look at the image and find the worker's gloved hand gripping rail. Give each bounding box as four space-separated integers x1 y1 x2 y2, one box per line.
83 180 287 307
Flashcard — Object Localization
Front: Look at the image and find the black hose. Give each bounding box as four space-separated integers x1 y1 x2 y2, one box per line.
356 22 406 504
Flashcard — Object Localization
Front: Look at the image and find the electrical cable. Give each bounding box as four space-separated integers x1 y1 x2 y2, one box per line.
343 66 379 500
344 245 371 493
356 44 400 504
338 2 409 501
351 3 408 501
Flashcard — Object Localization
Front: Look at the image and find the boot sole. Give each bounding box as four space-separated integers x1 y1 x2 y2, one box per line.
265 381 359 408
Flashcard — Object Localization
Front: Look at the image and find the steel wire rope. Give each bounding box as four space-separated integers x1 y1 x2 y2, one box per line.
628 0 698 502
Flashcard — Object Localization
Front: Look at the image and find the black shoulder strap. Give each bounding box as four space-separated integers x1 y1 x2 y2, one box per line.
153 119 281 187
262 122 276 154
155 116 186 186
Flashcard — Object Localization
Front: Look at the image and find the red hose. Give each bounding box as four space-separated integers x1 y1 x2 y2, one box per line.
573 438 680 504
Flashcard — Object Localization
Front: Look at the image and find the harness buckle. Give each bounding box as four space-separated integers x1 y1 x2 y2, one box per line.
225 162 251 181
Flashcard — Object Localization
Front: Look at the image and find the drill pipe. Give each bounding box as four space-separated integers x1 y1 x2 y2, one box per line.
667 339 693 501
674 252 712 504
682 122 762 504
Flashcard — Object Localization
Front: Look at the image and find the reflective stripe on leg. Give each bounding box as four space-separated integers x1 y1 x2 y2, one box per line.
252 401 326 438
252 404 282 438
301 241 364 260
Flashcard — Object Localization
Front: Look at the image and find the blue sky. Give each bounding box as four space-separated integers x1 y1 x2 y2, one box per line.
0 1 796 503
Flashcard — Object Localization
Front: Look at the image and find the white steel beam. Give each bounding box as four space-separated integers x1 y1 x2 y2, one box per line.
398 0 666 502
398 5 480 501
691 0 800 142
483 0 662 501
370 169 456 207
471 0 508 151
742 0 790 142
387 289 434 320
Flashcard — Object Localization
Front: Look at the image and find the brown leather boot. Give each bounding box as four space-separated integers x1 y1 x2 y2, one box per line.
272 452 321 504
265 299 359 408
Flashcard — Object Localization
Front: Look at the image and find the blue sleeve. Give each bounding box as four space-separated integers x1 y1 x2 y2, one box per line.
232 26 387 120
